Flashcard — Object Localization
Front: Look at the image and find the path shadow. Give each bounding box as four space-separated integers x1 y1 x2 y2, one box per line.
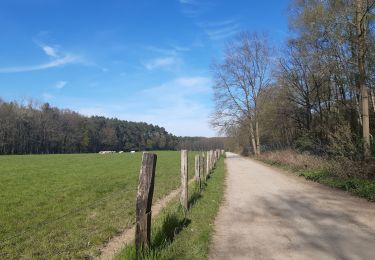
218 190 375 259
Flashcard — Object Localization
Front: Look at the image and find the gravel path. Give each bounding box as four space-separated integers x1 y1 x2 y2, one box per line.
209 152 375 260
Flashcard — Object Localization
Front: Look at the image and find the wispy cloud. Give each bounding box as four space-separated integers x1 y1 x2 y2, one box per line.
177 0 213 17
138 76 213 136
54 80 67 89
75 76 215 136
42 45 59 58
199 19 241 40
145 45 190 56
144 76 211 95
143 56 180 70
0 44 82 73
131 76 213 136
142 44 190 71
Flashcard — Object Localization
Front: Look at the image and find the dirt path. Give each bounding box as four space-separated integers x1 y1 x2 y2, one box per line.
209 153 375 260
97 179 194 260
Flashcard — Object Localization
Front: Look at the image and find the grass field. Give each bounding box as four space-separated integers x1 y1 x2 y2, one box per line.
0 151 198 259
117 157 226 260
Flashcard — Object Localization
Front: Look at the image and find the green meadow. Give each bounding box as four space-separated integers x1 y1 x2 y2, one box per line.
0 151 198 259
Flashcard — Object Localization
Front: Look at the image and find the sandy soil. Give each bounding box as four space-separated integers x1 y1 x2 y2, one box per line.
209 152 375 260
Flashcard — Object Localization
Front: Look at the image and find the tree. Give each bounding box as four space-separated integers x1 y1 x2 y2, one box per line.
0 99 180 154
211 32 273 155
355 0 374 158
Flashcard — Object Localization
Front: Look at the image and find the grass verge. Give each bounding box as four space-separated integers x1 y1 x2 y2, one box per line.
257 151 375 202
116 157 226 260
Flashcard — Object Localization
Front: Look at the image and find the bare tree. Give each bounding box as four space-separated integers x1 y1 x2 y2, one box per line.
211 32 273 155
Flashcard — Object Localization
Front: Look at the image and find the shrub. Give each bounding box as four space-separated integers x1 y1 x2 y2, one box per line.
327 123 363 160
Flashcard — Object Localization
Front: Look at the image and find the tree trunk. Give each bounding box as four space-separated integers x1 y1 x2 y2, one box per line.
255 120 261 155
356 0 370 159
370 89 375 112
248 122 257 155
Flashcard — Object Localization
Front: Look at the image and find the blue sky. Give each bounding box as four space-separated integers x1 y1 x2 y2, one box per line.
0 0 289 136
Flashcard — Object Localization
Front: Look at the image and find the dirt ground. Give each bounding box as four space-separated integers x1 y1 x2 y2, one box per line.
209 152 375 260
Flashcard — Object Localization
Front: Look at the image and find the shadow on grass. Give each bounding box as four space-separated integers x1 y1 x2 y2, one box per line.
152 213 191 250
189 191 202 209
151 186 208 251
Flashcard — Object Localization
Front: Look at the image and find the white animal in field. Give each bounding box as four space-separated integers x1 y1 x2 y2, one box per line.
130 151 135 154
99 151 116 154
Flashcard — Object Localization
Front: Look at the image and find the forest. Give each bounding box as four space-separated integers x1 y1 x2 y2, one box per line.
0 99 179 154
211 0 375 161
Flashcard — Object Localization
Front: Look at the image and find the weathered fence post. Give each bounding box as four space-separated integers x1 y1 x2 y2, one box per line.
206 151 211 176
195 154 201 190
201 152 206 181
135 152 157 255
181 150 188 211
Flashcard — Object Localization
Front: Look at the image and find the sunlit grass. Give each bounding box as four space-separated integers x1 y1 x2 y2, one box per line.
0 151 198 258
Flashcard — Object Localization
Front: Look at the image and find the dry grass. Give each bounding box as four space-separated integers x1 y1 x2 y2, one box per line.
256 149 375 201
257 149 328 172
257 149 374 180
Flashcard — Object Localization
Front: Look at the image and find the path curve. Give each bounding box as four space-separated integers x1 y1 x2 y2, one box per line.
209 152 375 260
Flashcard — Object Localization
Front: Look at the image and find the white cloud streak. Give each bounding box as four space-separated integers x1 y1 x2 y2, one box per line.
177 0 213 17
199 19 241 40
143 56 180 70
0 44 82 73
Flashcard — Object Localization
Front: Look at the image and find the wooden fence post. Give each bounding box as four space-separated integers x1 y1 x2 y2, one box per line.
135 152 157 255
206 151 211 175
195 154 201 190
181 150 188 211
201 152 206 181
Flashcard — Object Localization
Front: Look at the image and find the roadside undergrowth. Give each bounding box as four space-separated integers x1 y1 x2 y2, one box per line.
256 150 375 202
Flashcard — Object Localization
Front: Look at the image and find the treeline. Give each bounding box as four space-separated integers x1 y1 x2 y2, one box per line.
0 99 178 154
212 0 375 160
178 137 228 151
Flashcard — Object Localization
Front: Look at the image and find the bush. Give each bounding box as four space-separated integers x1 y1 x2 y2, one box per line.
327 123 363 160
294 134 315 152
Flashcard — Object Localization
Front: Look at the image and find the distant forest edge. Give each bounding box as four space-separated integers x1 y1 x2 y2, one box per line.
0 99 225 154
